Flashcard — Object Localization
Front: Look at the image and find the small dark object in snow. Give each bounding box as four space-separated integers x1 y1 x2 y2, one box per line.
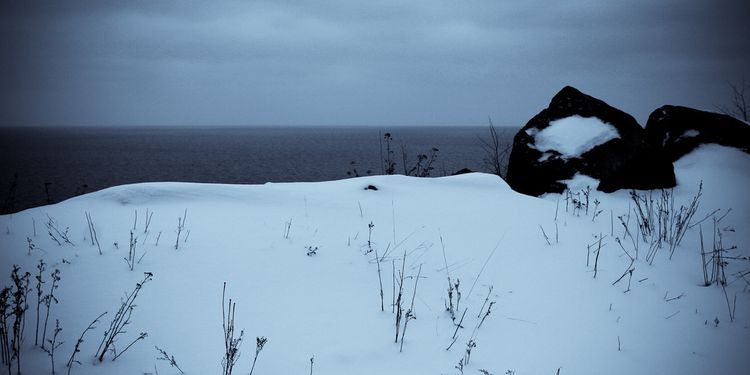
452 168 473 175
365 185 378 191
306 246 318 256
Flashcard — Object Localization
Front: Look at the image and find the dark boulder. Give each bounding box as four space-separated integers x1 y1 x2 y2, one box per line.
645 105 750 161
452 168 473 175
506 86 675 196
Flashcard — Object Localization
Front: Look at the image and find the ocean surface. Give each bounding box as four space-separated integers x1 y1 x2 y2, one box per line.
0 126 518 214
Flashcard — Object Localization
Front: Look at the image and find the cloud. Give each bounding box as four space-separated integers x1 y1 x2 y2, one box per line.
1 0 748 126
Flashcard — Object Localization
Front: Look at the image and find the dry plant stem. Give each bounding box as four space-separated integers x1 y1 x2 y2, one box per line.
452 307 468 340
86 212 102 255
96 272 153 362
689 208 722 230
16 268 30 373
399 265 422 352
479 118 511 177
667 183 702 259
20 274 30 352
664 292 685 302
400 143 409 175
718 79 749 121
42 269 61 350
155 346 185 374
539 225 551 245
593 234 602 279
612 260 635 290
0 286 15 371
374 244 384 312
85 212 94 246
722 285 736 322
467 239 502 298
446 307 469 351
477 286 494 318
249 336 267 375
125 231 137 271
366 222 374 253
614 237 634 262
3 266 31 374
591 199 601 222
144 209 153 233
476 301 495 330
394 252 406 343
35 259 46 347
464 339 476 365
175 209 187 249
618 215 639 260
454 279 461 318
284 219 292 239
41 319 63 374
46 215 75 247
1 289 9 369
439 234 454 318
709 217 734 286
391 260 396 313
455 358 464 374
26 237 33 256
67 312 106 375
112 332 147 361
366 222 384 311
222 282 243 375
700 225 709 286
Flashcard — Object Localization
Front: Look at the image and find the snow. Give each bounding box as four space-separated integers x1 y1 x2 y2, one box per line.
556 173 601 192
679 129 701 139
1 146 749 375
532 115 621 158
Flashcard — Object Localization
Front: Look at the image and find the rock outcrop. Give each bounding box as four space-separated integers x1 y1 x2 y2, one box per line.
506 86 675 196
645 105 750 161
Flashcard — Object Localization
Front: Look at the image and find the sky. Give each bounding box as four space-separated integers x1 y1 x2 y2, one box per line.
1 0 748 127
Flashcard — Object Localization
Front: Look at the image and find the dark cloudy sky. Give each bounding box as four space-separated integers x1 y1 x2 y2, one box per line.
1 0 748 127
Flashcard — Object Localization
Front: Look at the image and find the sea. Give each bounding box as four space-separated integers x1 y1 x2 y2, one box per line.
0 126 518 214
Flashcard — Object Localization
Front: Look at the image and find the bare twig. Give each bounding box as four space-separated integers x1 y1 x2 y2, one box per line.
67 312 106 375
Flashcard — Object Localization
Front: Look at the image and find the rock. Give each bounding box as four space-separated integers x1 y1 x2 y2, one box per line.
506 86 675 196
645 105 750 161
452 168 473 175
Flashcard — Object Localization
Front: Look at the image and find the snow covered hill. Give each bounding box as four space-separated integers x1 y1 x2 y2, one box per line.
1 144 748 375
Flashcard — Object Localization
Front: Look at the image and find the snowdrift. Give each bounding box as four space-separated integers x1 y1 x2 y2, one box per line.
0 145 748 374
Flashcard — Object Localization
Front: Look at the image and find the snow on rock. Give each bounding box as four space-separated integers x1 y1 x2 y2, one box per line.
645 105 750 161
1 149 749 375
679 129 700 139
532 115 620 159
507 86 675 196
556 173 601 192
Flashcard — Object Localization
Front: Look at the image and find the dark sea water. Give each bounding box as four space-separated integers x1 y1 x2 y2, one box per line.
0 126 518 214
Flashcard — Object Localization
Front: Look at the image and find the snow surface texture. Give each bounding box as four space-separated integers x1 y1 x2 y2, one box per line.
1 145 749 375
532 115 621 159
